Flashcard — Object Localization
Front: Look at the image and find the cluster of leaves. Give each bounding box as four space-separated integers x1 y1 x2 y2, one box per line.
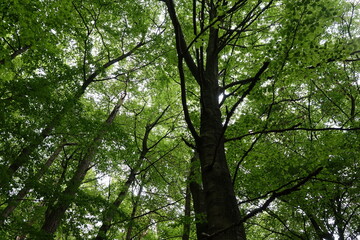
0 0 359 239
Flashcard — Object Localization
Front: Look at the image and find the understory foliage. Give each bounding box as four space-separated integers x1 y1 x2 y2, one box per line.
0 0 359 239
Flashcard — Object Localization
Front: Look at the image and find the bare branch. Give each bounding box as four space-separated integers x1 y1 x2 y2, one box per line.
113 198 184 225
232 134 262 185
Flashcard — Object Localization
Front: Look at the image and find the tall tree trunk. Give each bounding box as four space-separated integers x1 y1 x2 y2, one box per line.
94 169 137 240
5 79 92 179
40 95 126 237
164 1 246 239
199 63 245 239
182 184 191 240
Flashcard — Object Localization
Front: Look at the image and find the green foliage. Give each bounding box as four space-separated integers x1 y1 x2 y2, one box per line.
0 0 359 239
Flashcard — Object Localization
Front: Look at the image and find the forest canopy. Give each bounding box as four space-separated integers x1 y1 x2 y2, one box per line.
0 0 359 239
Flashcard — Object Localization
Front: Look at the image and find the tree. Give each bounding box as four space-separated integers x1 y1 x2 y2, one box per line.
161 0 359 239
0 0 147 191
1 0 359 239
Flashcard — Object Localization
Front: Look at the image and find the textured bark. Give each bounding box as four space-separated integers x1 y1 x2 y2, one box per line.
41 96 125 237
189 153 208 239
198 71 245 239
164 1 246 238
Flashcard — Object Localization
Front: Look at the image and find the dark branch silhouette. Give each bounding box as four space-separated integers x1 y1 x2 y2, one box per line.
205 167 323 239
226 126 360 142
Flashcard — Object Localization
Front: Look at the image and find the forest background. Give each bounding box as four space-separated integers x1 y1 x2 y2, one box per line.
0 0 359 239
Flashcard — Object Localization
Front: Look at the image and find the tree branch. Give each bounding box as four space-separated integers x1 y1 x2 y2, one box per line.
226 126 360 142
163 0 200 83
205 167 323 239
222 76 255 91
0 45 31 65
113 198 184 224
178 56 200 142
223 61 270 132
82 41 147 89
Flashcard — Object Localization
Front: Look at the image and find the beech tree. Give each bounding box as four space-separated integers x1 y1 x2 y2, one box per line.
1 0 359 239
162 0 359 238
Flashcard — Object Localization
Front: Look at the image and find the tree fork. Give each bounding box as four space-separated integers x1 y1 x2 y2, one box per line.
163 0 246 238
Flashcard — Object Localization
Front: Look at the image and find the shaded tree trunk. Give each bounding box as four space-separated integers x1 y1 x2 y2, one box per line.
198 62 245 239
95 107 170 239
0 142 76 224
306 211 333 240
125 181 144 240
164 0 246 238
189 153 208 240
40 95 126 237
95 169 137 240
5 80 91 182
182 184 191 240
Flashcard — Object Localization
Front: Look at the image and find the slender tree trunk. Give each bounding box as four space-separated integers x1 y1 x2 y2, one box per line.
95 132 149 239
182 184 191 240
0 143 75 224
95 170 136 240
2 84 87 191
10 81 90 165
2 43 144 190
305 211 333 240
95 106 169 239
125 182 144 240
40 96 125 237
40 136 103 235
